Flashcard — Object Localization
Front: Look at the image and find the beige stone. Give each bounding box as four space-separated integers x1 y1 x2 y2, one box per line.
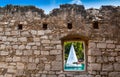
107 44 115 48
89 63 101 71
102 63 113 71
38 30 44 35
41 40 50 43
97 43 106 48
13 56 21 62
114 63 120 71
41 51 49 55
17 63 25 69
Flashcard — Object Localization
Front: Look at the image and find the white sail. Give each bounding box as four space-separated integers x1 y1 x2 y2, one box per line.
66 44 78 65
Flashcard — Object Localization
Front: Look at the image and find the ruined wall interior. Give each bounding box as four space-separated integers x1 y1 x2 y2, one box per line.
0 4 120 77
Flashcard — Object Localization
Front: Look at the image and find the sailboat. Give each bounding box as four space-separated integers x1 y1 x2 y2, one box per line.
65 44 82 67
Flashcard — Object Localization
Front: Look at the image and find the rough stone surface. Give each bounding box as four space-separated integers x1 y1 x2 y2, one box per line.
0 4 119 77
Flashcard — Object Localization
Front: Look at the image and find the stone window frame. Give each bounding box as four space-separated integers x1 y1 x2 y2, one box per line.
61 34 88 73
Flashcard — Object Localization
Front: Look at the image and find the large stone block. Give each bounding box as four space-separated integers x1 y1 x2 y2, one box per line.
41 51 49 55
50 50 61 55
107 44 115 48
18 37 27 42
13 56 21 62
51 61 62 70
88 56 96 63
88 42 96 48
109 72 120 77
0 51 9 56
41 40 50 44
116 56 120 63
38 30 45 35
97 43 106 48
47 75 57 77
88 49 102 56
102 63 113 71
17 63 25 69
27 63 36 70
114 63 120 71
89 63 101 71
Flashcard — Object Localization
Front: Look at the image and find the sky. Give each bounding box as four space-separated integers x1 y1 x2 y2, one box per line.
0 0 120 14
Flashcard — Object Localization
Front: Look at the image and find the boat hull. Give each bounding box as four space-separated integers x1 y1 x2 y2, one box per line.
65 64 82 67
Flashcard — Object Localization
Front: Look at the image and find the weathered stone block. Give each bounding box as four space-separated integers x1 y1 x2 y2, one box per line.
13 56 21 62
88 49 102 56
34 50 40 55
109 72 120 77
51 61 62 70
56 45 62 49
41 51 49 55
88 56 96 63
0 62 7 68
106 40 113 43
102 63 113 71
89 63 101 71
88 42 96 48
116 56 120 63
31 30 37 35
19 45 25 49
1 51 9 55
97 43 106 48
27 63 36 70
16 50 22 55
17 63 25 69
38 30 44 35
41 40 50 43
50 50 61 55
44 64 50 71
107 44 115 48
23 50 32 55
33 37 40 42
18 37 27 42
114 63 120 71
47 75 57 77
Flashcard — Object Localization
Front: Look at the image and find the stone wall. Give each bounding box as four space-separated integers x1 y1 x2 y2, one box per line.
0 4 120 77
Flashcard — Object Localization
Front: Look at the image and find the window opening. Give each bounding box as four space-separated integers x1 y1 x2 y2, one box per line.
63 41 86 71
43 23 48 30
67 23 72 29
18 24 23 30
93 21 99 29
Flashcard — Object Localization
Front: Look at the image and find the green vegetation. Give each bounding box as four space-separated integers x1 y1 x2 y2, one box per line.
64 41 84 61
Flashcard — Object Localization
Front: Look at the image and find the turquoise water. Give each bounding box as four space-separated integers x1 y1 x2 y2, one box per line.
64 64 85 71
